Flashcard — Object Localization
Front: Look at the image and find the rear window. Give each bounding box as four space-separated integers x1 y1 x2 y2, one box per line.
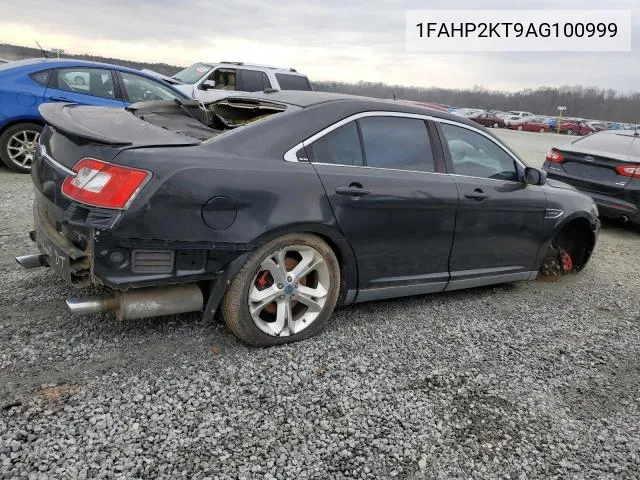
571 132 636 157
172 63 213 84
275 73 311 91
30 69 52 86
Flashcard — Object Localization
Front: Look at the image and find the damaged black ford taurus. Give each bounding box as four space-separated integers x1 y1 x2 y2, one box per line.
17 91 599 346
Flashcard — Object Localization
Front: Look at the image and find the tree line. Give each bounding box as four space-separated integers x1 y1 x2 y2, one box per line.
312 81 640 123
2 43 638 123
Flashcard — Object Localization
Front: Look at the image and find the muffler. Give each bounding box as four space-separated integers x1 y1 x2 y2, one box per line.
66 284 204 320
15 254 48 269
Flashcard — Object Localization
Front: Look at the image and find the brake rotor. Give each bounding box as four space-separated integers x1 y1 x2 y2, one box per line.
538 246 573 281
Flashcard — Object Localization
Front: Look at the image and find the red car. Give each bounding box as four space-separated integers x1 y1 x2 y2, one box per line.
469 113 507 128
558 120 594 136
510 117 551 133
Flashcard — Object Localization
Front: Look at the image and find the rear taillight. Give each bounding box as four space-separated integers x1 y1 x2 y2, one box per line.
61 158 150 209
615 165 640 178
546 149 564 163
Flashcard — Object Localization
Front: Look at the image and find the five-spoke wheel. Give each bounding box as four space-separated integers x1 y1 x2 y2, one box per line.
0 123 43 173
222 233 341 346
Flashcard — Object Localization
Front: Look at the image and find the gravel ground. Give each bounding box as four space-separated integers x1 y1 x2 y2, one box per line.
1 143 640 479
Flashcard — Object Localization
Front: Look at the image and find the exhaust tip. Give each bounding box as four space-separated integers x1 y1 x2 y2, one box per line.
15 254 48 269
66 297 114 315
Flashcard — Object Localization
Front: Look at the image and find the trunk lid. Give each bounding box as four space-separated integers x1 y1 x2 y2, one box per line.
34 102 206 210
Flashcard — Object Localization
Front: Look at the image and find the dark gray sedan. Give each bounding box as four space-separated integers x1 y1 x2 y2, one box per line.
17 91 599 346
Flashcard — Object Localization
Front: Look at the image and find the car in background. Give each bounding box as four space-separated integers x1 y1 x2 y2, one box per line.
512 117 551 133
504 115 528 128
558 120 594 136
506 110 534 120
0 58 188 173
170 61 312 102
469 112 506 128
543 130 640 224
396 100 449 112
587 121 607 132
451 108 484 118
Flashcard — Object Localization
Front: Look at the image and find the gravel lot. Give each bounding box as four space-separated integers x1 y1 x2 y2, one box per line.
1 130 640 479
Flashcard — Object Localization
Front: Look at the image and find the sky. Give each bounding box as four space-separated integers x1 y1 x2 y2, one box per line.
0 0 638 93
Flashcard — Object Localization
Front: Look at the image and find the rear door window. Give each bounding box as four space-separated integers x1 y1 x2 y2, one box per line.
275 73 311 91
239 69 269 92
55 68 116 99
358 116 435 172
309 121 363 166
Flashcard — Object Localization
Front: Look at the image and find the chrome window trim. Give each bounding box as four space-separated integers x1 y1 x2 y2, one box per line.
282 111 527 175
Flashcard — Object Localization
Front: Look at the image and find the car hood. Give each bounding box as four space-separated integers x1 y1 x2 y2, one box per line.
174 84 195 98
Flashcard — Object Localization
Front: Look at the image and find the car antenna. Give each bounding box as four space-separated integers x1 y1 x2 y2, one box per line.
35 41 50 58
392 89 397 100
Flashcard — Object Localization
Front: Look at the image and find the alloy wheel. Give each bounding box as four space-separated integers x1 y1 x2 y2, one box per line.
6 129 40 168
248 245 330 337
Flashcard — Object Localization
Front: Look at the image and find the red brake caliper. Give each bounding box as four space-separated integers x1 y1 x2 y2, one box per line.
559 250 573 273
256 270 270 289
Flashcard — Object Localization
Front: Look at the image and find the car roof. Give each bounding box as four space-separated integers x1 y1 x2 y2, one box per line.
219 90 486 127
0 57 169 76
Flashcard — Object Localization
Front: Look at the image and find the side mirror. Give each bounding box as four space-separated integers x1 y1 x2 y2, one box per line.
201 80 216 90
524 166 546 186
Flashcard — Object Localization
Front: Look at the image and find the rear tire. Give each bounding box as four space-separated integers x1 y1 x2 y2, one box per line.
517 125 523 131
493 122 499 128
222 233 341 346
567 129 574 135
539 128 545 133
0 123 42 173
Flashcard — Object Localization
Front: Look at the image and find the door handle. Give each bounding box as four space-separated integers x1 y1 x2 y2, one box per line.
464 188 488 201
49 96 72 102
335 183 371 197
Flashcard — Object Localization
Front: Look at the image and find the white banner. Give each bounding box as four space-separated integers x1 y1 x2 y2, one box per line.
406 10 632 52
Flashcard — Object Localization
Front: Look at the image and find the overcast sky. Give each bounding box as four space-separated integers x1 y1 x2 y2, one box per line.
0 0 638 92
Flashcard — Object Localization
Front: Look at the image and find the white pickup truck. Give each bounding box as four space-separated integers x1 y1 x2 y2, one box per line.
145 61 312 102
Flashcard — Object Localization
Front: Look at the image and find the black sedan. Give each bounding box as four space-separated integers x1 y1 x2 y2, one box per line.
542 130 640 225
17 91 599 346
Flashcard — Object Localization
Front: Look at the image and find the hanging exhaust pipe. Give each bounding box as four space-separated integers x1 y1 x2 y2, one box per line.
66 284 204 320
15 254 48 269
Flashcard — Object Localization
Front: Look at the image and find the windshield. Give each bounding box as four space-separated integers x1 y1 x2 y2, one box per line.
172 63 213 84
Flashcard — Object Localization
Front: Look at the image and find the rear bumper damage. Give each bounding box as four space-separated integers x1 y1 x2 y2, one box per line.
16 193 251 321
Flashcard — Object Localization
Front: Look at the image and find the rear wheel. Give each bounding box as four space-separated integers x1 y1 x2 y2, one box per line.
222 233 341 346
539 128 545 133
0 123 42 173
567 129 574 135
517 125 523 131
493 122 499 128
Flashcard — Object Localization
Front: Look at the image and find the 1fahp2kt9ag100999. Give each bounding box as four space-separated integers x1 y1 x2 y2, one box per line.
16 91 599 346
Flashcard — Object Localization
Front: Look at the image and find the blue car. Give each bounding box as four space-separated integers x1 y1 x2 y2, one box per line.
0 58 188 172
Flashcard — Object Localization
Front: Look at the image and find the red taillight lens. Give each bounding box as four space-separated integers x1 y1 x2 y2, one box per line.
615 165 640 178
61 158 150 209
546 149 564 163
